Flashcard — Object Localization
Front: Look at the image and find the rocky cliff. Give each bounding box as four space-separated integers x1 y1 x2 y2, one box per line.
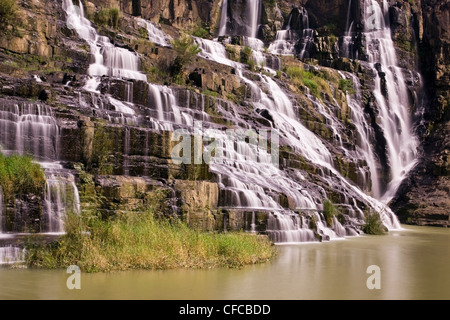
0 0 448 238
391 0 450 227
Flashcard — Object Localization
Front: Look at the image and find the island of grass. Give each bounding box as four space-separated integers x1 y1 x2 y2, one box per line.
26 212 277 272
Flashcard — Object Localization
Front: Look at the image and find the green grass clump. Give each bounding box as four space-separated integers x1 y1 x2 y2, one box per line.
0 0 17 26
191 26 209 39
26 212 276 272
339 79 356 95
0 152 45 201
323 199 338 227
362 212 387 235
241 46 253 64
171 35 201 78
285 65 334 99
94 7 120 29
138 27 148 39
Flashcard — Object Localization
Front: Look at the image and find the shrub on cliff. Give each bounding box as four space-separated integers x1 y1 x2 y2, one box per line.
171 35 201 80
0 152 45 201
94 7 120 29
0 0 17 26
363 212 387 235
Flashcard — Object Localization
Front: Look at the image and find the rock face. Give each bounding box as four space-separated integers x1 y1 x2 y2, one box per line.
0 0 448 234
390 0 450 227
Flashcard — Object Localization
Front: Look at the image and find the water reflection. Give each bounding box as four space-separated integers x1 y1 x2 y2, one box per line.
0 226 448 300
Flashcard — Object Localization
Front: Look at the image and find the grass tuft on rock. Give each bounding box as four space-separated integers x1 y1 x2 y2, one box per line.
362 212 388 235
25 212 276 272
0 152 45 201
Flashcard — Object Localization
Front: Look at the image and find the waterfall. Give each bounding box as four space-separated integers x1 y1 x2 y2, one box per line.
218 0 261 38
298 9 314 60
138 18 172 47
41 163 81 234
194 37 401 240
218 0 229 36
53 0 405 244
267 213 316 243
248 0 261 38
268 11 297 56
63 0 147 93
0 246 25 265
343 72 381 198
0 102 59 161
268 29 297 56
363 0 419 202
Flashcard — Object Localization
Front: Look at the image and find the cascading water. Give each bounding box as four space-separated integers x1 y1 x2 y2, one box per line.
248 0 261 38
218 0 229 37
138 18 172 47
63 0 147 94
54 0 405 244
268 11 298 56
342 72 381 198
341 0 356 58
298 9 315 60
0 99 81 235
194 37 401 241
363 0 419 202
0 102 59 161
218 0 261 39
0 246 25 265
41 163 81 234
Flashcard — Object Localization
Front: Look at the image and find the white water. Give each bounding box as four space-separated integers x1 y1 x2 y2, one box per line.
218 0 260 38
267 213 317 243
0 246 25 265
364 0 418 202
248 0 261 38
41 163 81 234
342 72 381 198
63 0 147 93
341 0 354 58
268 29 297 56
109 96 136 115
0 102 60 161
268 11 297 56
138 18 172 47
298 9 314 60
55 0 405 243
194 37 401 238
218 0 229 36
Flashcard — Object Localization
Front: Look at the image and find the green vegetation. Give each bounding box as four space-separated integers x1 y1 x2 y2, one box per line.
362 212 387 235
138 27 148 39
323 199 338 227
275 70 282 79
241 46 253 64
90 124 114 175
191 25 210 39
264 0 277 9
26 212 276 272
317 23 338 37
172 35 201 78
0 0 17 26
225 45 240 62
303 78 319 97
285 64 336 99
0 152 45 201
94 7 121 29
286 66 320 97
339 79 356 95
